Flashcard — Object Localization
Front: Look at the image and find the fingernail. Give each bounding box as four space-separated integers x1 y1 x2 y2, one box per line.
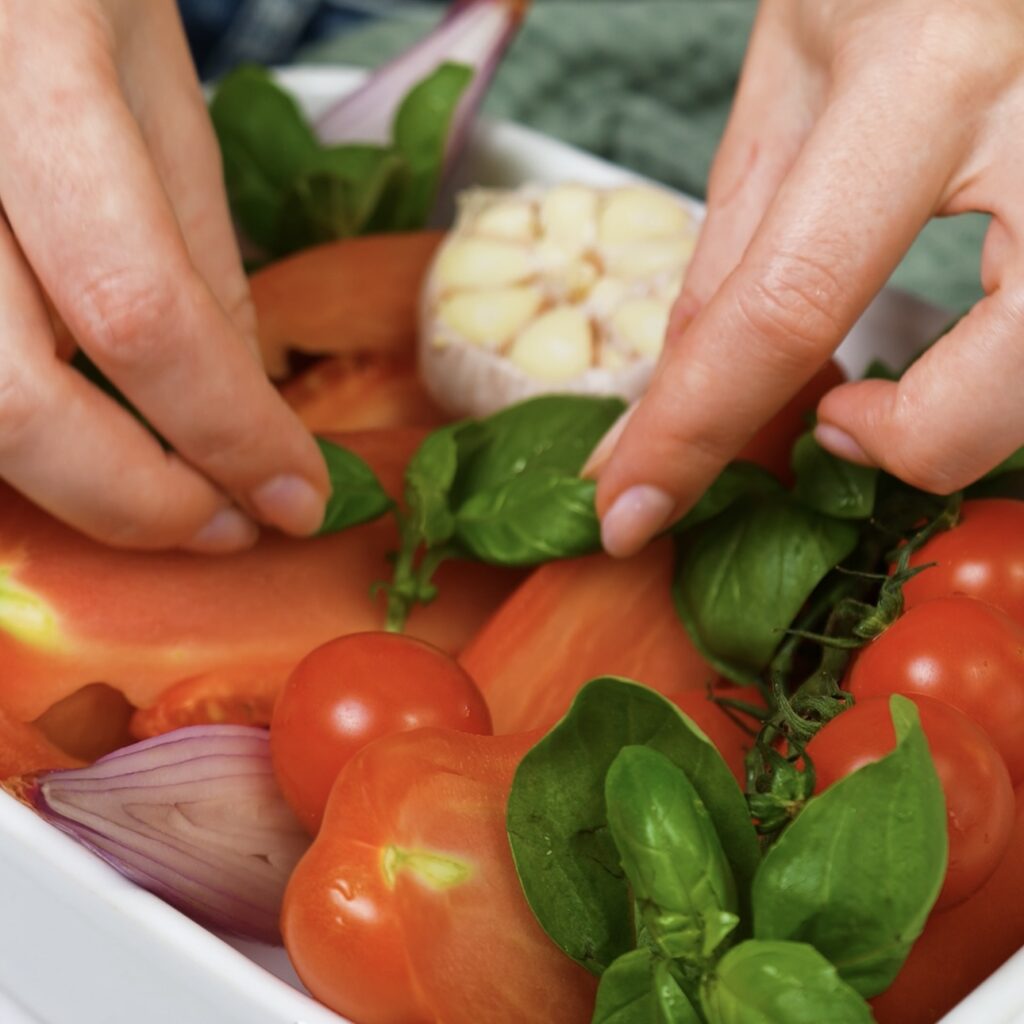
582 405 637 479
601 485 676 558
250 474 326 536
184 507 259 554
813 423 875 467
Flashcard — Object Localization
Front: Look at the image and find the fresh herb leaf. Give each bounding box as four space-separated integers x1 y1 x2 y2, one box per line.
701 940 874 1023
316 438 394 535
507 678 758 974
404 424 471 547
673 496 859 683
751 695 947 997
673 463 783 533
792 433 878 519
454 473 600 564
605 746 739 962
452 395 625 503
593 949 700 1024
390 62 473 230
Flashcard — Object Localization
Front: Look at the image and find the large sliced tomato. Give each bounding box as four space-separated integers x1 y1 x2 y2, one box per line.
0 429 521 722
282 727 596 1024
252 231 444 378
460 538 717 734
0 706 82 780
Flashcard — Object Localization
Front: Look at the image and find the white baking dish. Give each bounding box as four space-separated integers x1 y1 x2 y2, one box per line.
0 65 1018 1024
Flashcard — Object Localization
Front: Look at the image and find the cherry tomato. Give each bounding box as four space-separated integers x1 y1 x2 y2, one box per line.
271 632 492 832
902 499 1024 626
846 596 1024 784
806 695 1015 909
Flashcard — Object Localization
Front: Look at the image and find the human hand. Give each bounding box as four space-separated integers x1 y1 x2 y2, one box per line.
0 0 328 552
590 0 1024 557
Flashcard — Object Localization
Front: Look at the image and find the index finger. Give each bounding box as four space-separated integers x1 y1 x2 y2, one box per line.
0 5 328 538
594 74 971 557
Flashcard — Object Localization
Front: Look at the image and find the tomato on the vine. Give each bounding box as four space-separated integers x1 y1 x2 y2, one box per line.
902 499 1024 625
846 595 1024 784
271 632 492 832
805 695 1015 909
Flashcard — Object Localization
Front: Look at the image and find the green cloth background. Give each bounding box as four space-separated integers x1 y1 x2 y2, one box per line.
303 0 986 310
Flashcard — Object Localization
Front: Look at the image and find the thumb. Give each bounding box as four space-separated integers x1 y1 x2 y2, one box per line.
814 295 1024 493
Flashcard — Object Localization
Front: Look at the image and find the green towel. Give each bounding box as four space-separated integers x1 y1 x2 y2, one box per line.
302 0 986 311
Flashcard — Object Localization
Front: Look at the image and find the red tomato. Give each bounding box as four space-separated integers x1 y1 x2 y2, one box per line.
846 596 1024 784
271 633 492 833
902 499 1024 626
281 728 596 1024
871 785 1024 1024
806 695 1015 909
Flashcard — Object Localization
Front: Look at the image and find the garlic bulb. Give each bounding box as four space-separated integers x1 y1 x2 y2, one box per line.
419 183 701 417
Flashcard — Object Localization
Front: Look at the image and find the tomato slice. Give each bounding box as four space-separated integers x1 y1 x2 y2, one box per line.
461 538 716 734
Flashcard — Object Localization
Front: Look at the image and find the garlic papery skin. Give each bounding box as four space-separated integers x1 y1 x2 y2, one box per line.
419 182 702 418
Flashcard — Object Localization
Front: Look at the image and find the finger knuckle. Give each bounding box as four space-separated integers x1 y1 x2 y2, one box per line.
76 268 184 369
733 250 846 366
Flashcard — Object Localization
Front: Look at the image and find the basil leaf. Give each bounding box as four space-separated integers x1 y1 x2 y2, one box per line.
751 695 947 997
390 62 473 230
593 949 700 1024
316 438 394 535
792 433 877 519
673 496 859 683
454 473 600 564
673 463 783 533
276 147 405 254
452 395 626 503
701 940 873 1023
507 678 758 974
606 746 739 961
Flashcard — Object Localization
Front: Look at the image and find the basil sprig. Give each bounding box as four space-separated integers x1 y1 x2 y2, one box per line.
210 64 472 260
508 683 946 1023
385 394 625 629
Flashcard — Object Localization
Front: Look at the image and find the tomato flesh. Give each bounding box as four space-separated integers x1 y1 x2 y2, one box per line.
271 632 492 833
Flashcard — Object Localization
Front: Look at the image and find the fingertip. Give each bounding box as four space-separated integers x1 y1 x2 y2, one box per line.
599 485 676 559
250 474 326 537
812 422 875 467
181 505 260 555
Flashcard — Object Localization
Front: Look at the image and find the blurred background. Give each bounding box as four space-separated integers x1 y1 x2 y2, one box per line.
180 0 985 311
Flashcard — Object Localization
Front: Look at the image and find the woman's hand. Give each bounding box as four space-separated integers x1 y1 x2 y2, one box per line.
0 0 328 552
591 0 1024 556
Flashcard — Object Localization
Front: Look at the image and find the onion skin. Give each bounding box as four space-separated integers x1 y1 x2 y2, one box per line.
30 726 307 944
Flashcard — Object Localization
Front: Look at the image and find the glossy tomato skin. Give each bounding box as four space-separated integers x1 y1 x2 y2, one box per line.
902 499 1024 626
847 596 1024 784
281 727 596 1024
271 632 492 833
806 695 1015 909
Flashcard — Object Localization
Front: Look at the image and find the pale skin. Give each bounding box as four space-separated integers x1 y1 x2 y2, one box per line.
591 0 1024 557
0 0 328 553
5 1 1023 559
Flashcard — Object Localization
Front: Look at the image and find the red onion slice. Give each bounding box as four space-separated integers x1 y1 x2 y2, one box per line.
316 0 528 167
30 726 308 945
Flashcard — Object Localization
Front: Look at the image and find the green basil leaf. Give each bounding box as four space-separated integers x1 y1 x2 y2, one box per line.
593 949 700 1024
276 147 405 254
217 137 285 252
701 940 873 1023
673 497 859 683
404 422 485 547
751 695 947 997
862 358 900 382
451 395 626 504
792 433 878 519
507 678 758 974
673 463 783 533
316 438 394 535
454 472 600 564
390 62 473 229
606 746 739 961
